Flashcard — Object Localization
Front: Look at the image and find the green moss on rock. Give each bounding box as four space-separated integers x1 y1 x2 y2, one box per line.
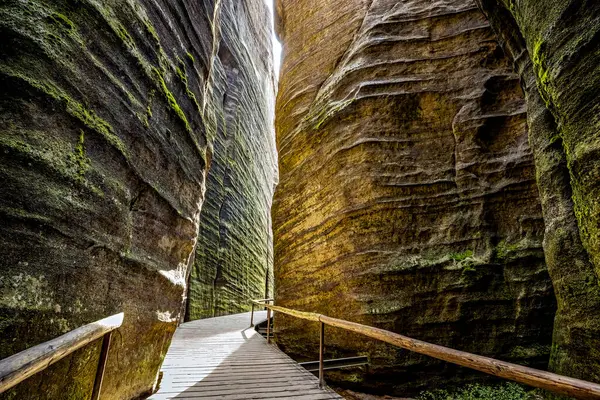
475 0 600 388
0 0 275 399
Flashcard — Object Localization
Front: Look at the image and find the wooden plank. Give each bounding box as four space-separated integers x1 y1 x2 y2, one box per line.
149 311 341 399
160 360 297 368
150 395 337 400
150 387 338 399
161 376 313 387
160 365 305 373
160 378 318 390
0 313 124 394
155 383 324 395
166 371 312 381
161 372 308 381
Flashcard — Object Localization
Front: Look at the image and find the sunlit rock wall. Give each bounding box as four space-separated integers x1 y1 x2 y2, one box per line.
0 0 274 398
273 0 555 394
185 1 277 320
475 0 600 388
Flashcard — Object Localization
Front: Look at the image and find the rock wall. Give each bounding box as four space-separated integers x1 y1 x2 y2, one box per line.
0 0 274 398
273 0 555 394
185 1 277 320
475 0 600 388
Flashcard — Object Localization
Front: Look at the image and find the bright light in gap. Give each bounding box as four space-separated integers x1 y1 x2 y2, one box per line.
264 0 282 78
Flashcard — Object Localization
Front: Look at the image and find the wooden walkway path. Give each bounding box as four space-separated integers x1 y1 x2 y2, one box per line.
148 311 342 399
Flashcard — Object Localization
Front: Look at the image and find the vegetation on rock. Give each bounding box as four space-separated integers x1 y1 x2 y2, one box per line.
2 0 599 398
185 0 278 319
418 383 542 400
272 0 556 394
475 0 600 387
0 0 276 398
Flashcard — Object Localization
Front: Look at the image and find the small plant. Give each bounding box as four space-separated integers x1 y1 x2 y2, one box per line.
449 250 473 262
417 382 533 400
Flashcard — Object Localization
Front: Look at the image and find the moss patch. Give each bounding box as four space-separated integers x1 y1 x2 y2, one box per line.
449 250 474 262
67 130 91 180
418 383 543 400
153 67 191 132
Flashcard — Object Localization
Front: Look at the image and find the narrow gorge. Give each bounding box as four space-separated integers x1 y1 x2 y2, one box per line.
273 0 554 393
272 0 600 395
0 0 599 399
0 0 275 398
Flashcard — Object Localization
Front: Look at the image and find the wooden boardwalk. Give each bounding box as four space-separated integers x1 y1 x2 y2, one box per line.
148 312 342 399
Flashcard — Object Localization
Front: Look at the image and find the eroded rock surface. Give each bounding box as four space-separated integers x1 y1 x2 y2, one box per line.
475 0 600 387
273 0 555 394
185 2 277 320
0 0 274 398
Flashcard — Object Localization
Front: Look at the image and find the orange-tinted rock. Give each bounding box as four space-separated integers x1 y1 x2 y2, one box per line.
273 0 555 394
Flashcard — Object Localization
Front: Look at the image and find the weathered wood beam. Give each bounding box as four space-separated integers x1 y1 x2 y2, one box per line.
0 313 124 394
254 299 600 400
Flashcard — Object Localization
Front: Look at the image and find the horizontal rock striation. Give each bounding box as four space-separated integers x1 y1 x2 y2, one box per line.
186 0 277 320
0 0 274 398
475 0 600 388
273 0 555 394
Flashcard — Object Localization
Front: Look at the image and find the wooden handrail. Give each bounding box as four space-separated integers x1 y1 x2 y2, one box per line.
0 312 124 396
252 300 600 400
250 298 274 326
254 298 274 303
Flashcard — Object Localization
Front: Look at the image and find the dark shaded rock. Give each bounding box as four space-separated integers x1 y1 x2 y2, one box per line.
272 0 555 394
185 1 277 320
474 0 600 388
0 0 275 398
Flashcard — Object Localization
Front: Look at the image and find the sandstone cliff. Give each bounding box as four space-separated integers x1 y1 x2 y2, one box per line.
186 1 277 320
273 0 556 394
475 0 600 388
0 0 275 398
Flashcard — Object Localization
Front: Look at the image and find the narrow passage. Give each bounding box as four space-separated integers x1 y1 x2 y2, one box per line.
149 312 342 399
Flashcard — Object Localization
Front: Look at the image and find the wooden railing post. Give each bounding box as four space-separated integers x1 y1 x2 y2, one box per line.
266 306 272 344
0 313 123 396
90 331 112 400
271 306 275 337
250 302 255 326
250 301 600 400
319 321 325 389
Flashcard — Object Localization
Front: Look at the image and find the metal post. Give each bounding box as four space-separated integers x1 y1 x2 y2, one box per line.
91 331 112 400
319 322 325 388
250 303 255 326
266 307 272 344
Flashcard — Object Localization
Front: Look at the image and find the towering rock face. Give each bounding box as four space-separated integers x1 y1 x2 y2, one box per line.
0 0 275 398
273 0 555 394
186 1 277 320
475 0 600 387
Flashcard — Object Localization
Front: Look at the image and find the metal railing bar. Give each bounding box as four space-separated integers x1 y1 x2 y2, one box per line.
299 356 369 372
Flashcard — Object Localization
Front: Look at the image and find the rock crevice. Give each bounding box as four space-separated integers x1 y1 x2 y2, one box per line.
475 0 600 385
